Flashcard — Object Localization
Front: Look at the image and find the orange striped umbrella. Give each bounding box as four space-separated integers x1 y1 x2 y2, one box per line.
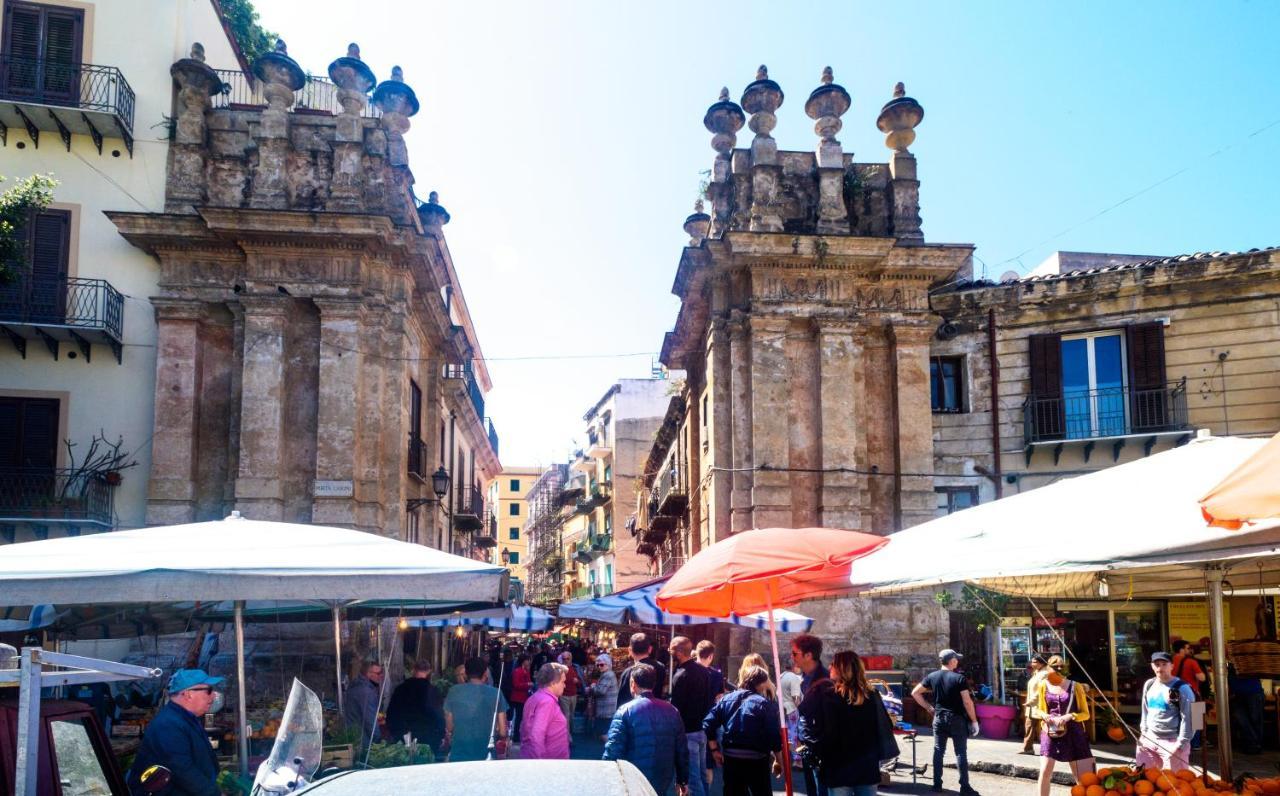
1200 430 1280 529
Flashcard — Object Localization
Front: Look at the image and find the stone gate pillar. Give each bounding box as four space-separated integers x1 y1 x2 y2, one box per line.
749 314 790 529
728 312 754 532
312 298 365 527
818 319 863 529
891 321 936 529
234 296 289 520
146 299 204 524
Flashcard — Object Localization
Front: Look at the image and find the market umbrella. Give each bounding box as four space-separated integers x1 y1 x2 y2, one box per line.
656 527 889 796
1200 429 1280 529
408 605 555 632
559 576 815 631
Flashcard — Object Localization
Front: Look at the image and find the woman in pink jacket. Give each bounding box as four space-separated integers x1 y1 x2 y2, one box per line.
520 662 570 759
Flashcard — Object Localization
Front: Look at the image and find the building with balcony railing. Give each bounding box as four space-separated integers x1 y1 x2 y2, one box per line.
485 466 539 587
0 2 243 541
523 464 568 607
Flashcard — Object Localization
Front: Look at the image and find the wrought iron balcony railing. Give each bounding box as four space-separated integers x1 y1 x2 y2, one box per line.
0 468 114 527
406 436 428 479
211 69 380 118
0 275 124 363
1023 379 1189 445
656 461 688 517
0 54 136 152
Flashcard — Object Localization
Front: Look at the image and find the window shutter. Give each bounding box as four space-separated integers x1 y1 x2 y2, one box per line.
28 209 69 323
40 6 83 100
1126 322 1168 431
1 4 42 97
1028 333 1064 441
0 398 21 469
0 397 58 470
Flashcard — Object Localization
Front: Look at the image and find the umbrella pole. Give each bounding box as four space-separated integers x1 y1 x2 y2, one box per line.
332 604 344 715
234 600 249 780
766 593 795 796
1206 566 1232 779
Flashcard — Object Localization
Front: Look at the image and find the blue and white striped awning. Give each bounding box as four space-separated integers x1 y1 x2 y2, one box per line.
558 578 814 632
0 604 58 633
408 605 554 632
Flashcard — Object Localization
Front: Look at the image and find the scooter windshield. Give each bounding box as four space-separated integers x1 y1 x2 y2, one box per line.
252 678 323 795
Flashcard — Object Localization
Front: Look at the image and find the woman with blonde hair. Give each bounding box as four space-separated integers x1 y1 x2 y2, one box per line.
703 665 782 796
738 654 775 699
1031 655 1094 796
797 650 890 796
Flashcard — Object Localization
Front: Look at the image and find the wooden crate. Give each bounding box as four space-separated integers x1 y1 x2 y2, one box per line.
320 744 355 769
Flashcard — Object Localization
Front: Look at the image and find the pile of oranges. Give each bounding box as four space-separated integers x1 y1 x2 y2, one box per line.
1070 768 1280 796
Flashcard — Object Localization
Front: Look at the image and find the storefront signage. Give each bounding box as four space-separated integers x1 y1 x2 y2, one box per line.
1000 617 1031 627
313 480 354 498
1168 600 1231 644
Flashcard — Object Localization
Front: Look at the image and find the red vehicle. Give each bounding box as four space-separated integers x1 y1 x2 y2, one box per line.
0 697 126 796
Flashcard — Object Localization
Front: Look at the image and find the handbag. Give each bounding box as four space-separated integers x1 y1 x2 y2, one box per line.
872 690 901 763
1045 681 1074 739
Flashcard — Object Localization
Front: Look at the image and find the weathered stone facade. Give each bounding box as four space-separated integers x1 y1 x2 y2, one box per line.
108 42 499 546
651 69 973 668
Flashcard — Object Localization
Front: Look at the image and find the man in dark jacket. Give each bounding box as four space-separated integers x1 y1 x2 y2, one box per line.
343 660 385 751
127 669 223 796
792 634 828 796
669 636 714 796
385 661 445 753
617 633 667 708
603 664 689 796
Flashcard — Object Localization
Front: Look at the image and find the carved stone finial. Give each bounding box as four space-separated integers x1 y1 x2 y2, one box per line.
683 200 712 245
372 66 420 118
274 38 287 54
694 198 704 213
328 42 376 98
877 83 924 152
718 87 729 102
252 37 305 93
418 190 451 233
429 190 439 203
348 43 360 59
822 66 833 85
756 65 768 80
391 65 404 82
894 81 905 98
703 88 746 158
190 42 206 62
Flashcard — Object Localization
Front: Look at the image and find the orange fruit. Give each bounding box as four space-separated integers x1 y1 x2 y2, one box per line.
1119 782 1135 795
1082 774 1101 787
1177 771 1198 782
1107 791 1122 796
1073 786 1087 796
1088 785 1107 796
1136 781 1155 795
1146 771 1164 784
1098 769 1113 779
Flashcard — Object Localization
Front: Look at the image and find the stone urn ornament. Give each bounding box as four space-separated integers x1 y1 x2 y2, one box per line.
876 82 924 152
328 42 376 95
252 38 306 92
170 42 222 97
683 199 711 245
804 67 851 140
372 65 420 117
703 87 746 155
418 190 450 234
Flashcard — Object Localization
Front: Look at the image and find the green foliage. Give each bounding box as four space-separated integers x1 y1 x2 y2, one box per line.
325 723 364 748
0 174 57 283
431 676 454 698
934 584 1012 630
218 0 277 64
216 769 251 795
363 740 434 768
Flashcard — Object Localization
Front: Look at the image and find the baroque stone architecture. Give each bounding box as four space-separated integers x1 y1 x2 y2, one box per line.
106 41 500 548
651 68 973 665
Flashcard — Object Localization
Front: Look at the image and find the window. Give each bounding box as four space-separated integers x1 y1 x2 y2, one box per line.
603 465 611 482
930 356 965 413
508 526 519 540
407 380 423 477
1060 332 1126 439
604 513 612 533
0 209 71 324
508 503 519 516
49 718 111 796
509 478 520 492
506 551 519 565
0 396 59 470
935 487 979 517
1 2 85 104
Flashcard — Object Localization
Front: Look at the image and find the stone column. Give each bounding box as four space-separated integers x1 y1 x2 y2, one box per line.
703 89 745 237
805 67 852 234
312 298 365 527
354 306 386 531
379 314 407 538
742 66 784 233
249 40 304 210
749 314 791 529
421 349 444 548
706 318 733 544
727 312 754 532
234 295 289 520
788 320 821 527
686 362 704 554
146 299 205 524
876 83 925 243
891 321 936 530
167 44 222 213
326 44 376 212
817 319 863 529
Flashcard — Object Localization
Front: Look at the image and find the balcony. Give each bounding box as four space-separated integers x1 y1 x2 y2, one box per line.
587 433 611 460
406 436 428 480
0 55 136 155
0 275 124 363
656 461 688 516
571 583 614 600
570 454 594 476
1022 379 1191 463
211 69 379 118
485 417 500 457
452 485 484 532
0 468 114 528
442 362 486 429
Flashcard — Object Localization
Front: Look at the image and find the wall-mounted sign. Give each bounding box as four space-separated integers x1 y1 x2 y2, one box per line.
314 480 354 498
1000 617 1031 627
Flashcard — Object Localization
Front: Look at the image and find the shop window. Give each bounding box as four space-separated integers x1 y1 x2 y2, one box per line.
930 356 965 413
508 526 519 540
935 486 978 517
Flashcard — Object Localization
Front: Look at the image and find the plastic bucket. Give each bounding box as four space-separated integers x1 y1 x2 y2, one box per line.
975 703 1018 739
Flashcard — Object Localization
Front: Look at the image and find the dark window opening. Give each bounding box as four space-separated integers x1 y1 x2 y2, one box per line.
935 486 979 517
930 356 965 413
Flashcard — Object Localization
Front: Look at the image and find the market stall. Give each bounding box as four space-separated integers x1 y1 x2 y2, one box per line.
0 512 509 779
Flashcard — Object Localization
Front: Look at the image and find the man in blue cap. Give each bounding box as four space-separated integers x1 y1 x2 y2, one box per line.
127 669 224 795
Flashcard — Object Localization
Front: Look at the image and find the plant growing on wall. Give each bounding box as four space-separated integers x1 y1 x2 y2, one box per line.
0 174 57 284
935 584 1012 630
218 0 278 64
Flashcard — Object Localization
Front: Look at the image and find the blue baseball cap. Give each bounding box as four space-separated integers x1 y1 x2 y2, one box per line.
168 669 224 694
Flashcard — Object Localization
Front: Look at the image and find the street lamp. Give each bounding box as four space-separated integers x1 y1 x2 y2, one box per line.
406 466 452 550
500 547 510 566
430 466 450 502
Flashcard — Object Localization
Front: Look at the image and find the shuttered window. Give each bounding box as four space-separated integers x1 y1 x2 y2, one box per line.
0 2 84 102
28 209 70 322
1125 322 1168 431
1027 332 1064 440
0 396 59 470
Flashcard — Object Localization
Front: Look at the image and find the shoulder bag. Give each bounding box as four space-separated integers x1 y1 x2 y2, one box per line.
1045 680 1074 738
872 690 901 763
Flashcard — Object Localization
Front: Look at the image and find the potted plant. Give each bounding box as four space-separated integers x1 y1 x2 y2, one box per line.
974 698 1020 739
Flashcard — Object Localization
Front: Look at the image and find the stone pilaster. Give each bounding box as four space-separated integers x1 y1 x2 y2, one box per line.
686 362 704 554
249 40 304 210
727 312 754 532
817 319 864 529
707 318 734 544
891 322 936 529
420 349 445 548
787 320 821 527
354 307 386 531
311 298 365 527
749 314 790 529
146 299 204 524
379 315 407 538
167 44 222 213
234 295 290 520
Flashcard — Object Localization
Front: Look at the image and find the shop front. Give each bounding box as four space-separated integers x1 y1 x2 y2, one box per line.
1032 601 1166 712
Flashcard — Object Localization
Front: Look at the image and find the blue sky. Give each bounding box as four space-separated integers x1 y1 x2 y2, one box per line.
254 0 1280 467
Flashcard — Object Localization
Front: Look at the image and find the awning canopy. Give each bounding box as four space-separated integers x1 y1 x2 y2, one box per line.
559 577 815 632
409 605 554 632
846 434 1280 599
0 604 58 633
1201 429 1280 529
0 513 509 606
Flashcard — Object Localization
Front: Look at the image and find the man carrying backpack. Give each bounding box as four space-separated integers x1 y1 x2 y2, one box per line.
1136 651 1196 772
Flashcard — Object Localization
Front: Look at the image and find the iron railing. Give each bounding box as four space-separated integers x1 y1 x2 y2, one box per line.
210 69 380 118
455 484 484 517
0 468 113 526
571 583 614 599
406 436 428 479
0 54 136 133
486 417 499 457
656 459 688 516
1023 379 1189 444
0 275 124 340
